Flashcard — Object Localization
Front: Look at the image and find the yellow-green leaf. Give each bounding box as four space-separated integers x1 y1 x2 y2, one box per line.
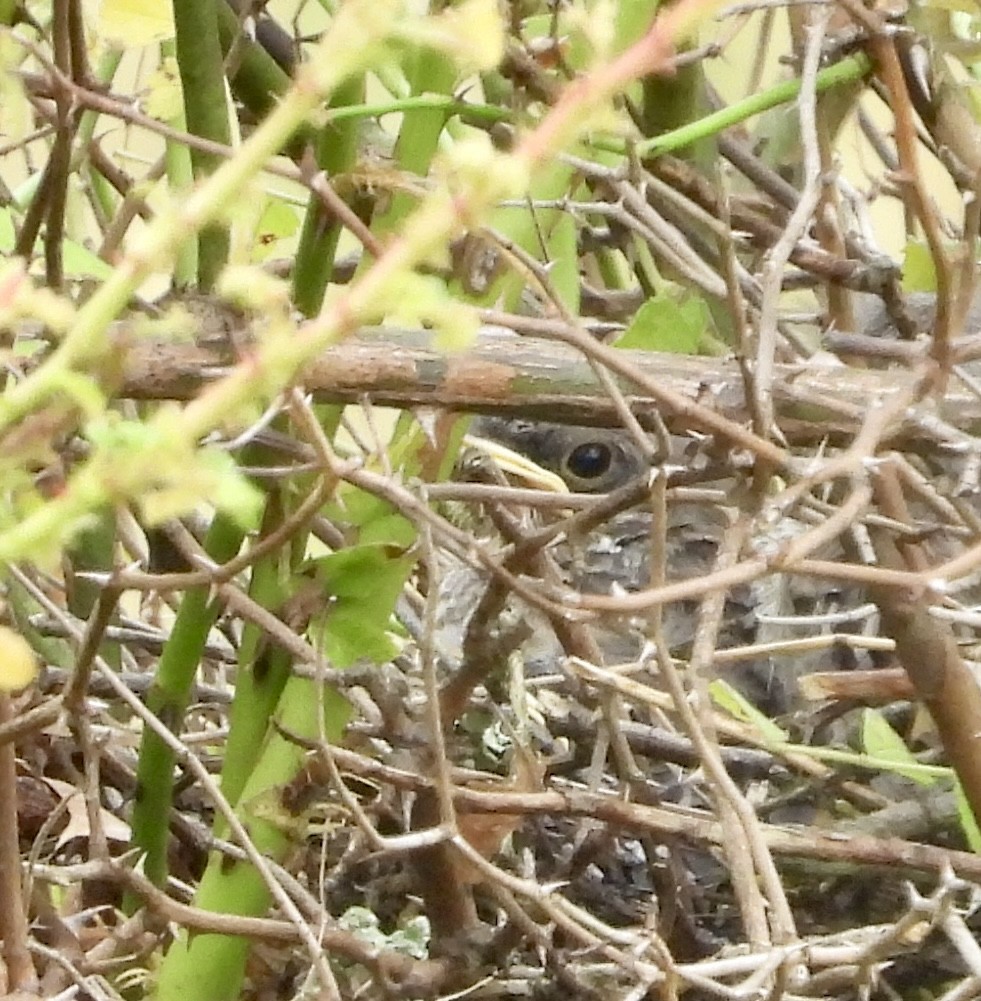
861 708 934 786
709 679 787 745
98 0 174 47
0 625 37 691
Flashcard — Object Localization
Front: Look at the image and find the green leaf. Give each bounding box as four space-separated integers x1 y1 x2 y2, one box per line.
98 0 174 47
901 241 938 293
325 487 416 547
0 207 14 253
252 199 301 263
325 412 464 547
61 241 114 281
860 708 934 785
953 778 981 852
709 679 787 745
614 293 708 353
308 544 414 668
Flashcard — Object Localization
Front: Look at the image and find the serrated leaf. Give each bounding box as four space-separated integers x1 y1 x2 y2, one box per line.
861 708 934 785
709 678 787 744
325 487 415 546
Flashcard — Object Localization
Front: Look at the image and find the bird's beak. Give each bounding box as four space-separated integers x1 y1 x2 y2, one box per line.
463 435 570 494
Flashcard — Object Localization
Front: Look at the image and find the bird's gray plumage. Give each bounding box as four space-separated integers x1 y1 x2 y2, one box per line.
444 417 844 710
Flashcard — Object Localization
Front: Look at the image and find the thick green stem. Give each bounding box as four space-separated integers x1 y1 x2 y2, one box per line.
127 515 244 897
173 0 232 289
293 75 367 317
152 677 349 1001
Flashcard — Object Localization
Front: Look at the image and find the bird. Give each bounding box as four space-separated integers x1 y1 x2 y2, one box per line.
467 416 651 495
447 415 818 709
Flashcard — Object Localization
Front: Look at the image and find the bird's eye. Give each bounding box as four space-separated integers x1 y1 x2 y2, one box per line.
565 441 613 482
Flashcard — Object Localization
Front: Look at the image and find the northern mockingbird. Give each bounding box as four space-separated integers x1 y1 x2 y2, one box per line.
440 415 837 711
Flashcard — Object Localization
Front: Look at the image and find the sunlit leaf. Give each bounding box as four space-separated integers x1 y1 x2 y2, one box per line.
0 207 14 254
0 35 32 141
144 57 183 122
0 625 37 691
99 0 174 47
62 241 114 281
252 199 302 263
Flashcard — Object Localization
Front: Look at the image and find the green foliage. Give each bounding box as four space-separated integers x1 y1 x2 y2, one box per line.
709 679 788 745
955 780 981 852
860 709 934 786
339 907 431 960
8 0 981 997
615 291 711 353
306 544 413 667
902 240 939 292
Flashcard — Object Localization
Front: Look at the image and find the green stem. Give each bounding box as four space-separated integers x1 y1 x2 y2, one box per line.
127 515 244 897
293 75 366 317
173 0 232 290
627 53 872 159
153 677 349 1001
325 93 508 127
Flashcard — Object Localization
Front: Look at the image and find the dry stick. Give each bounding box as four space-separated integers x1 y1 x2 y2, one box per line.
485 229 657 780
113 325 981 448
23 64 383 261
0 695 62 748
63 584 123 864
88 862 450 994
838 0 955 370
290 389 480 941
602 177 730 301
455 472 641 783
578 362 925 614
863 462 981 827
0 694 37 993
755 6 829 434
95 466 335 593
451 785 981 880
415 518 481 938
10 565 344 999
486 228 658 462
285 393 392 855
716 169 765 438
652 517 773 953
447 835 673 988
280 725 981 881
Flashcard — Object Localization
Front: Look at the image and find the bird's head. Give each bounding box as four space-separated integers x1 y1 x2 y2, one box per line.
468 416 649 493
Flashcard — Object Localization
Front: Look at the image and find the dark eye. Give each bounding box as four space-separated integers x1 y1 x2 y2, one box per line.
565 441 613 481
